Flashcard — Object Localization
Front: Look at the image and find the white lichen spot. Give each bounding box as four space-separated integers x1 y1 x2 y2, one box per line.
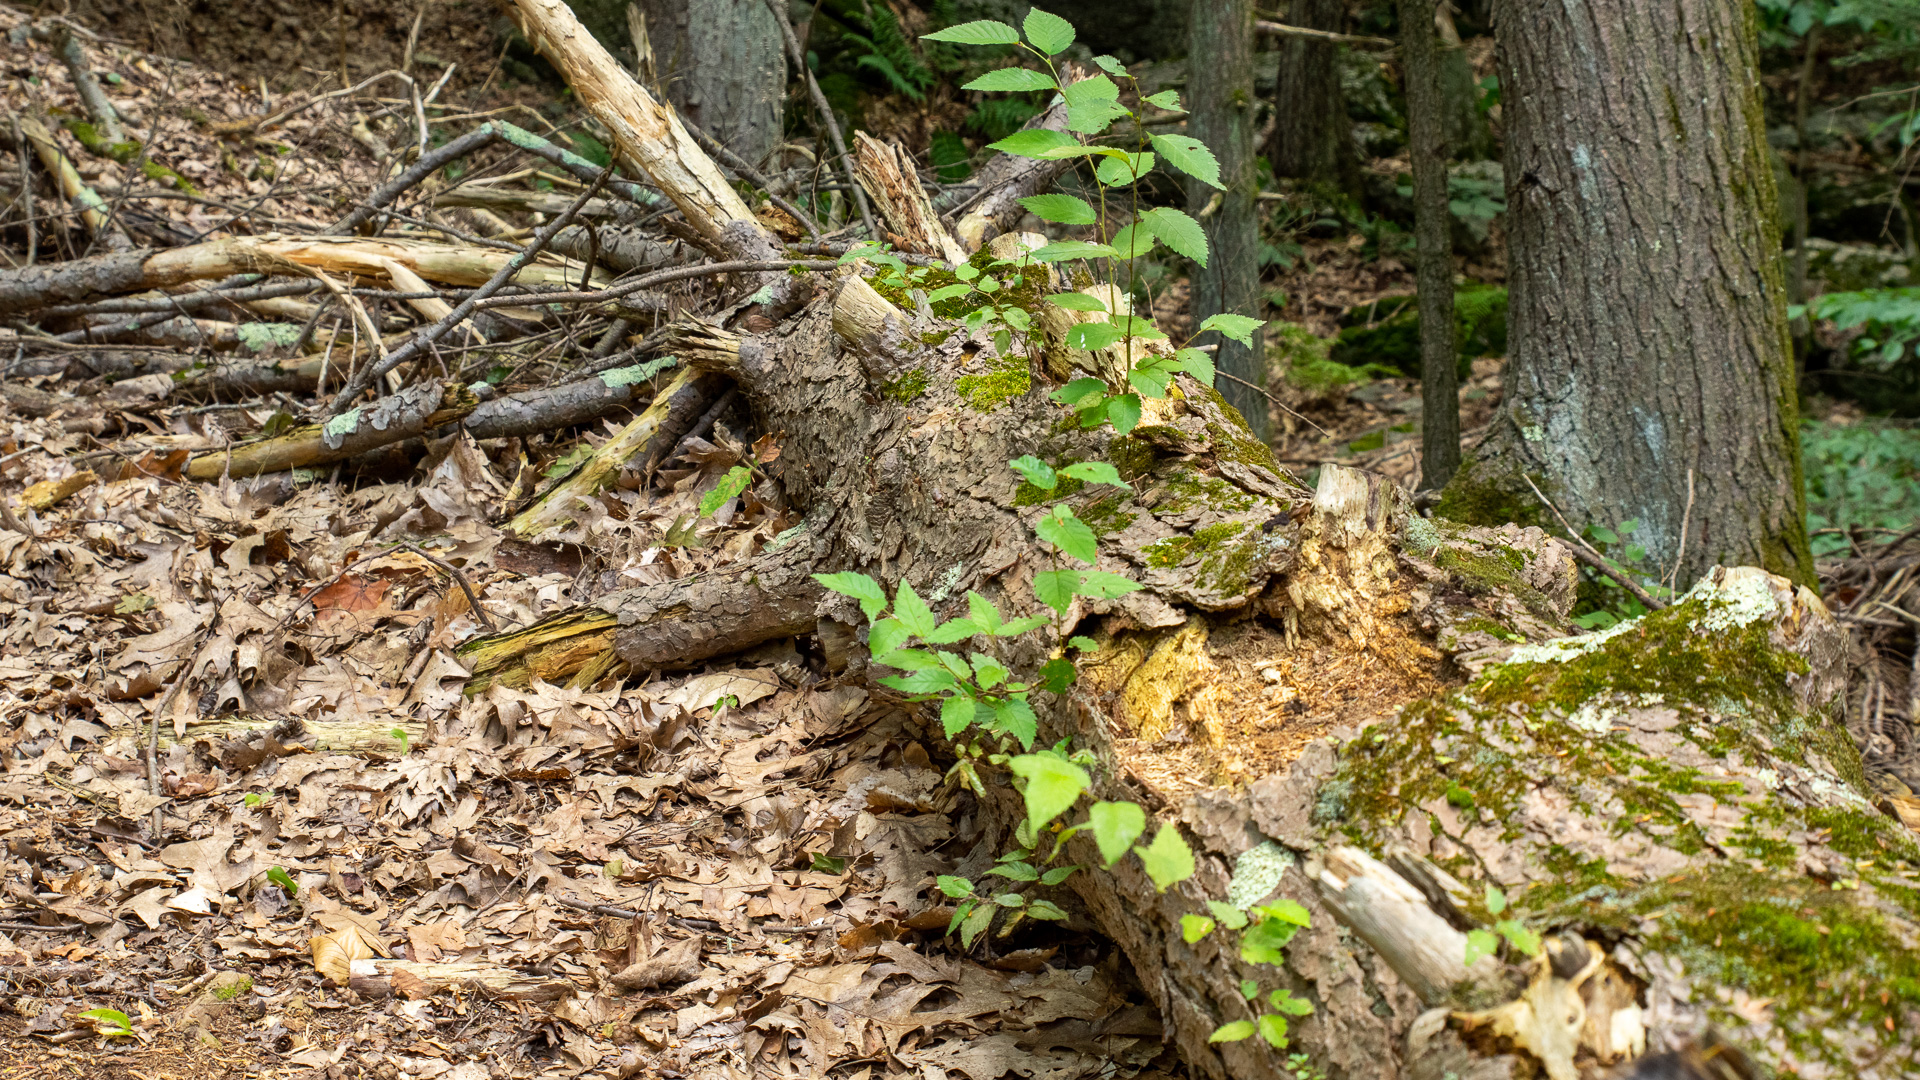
1227 841 1294 910
1685 572 1779 633
1522 424 1546 443
927 561 968 604
1806 774 1874 809
1402 515 1443 557
1505 616 1641 665
1746 768 1780 791
320 407 362 449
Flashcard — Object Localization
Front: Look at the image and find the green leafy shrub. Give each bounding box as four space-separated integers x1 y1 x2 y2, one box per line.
1802 419 1920 557
1327 285 1505 378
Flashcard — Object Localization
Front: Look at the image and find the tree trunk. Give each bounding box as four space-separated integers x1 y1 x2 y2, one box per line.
444 11 1918 1080
632 0 785 169
1265 0 1352 186
1188 0 1269 443
1400 0 1461 490
1440 0 1815 589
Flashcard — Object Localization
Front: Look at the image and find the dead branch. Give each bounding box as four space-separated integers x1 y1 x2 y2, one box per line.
763 0 878 240
185 380 478 480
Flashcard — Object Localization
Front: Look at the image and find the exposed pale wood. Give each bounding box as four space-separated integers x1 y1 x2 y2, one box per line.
1312 846 1494 1005
17 116 120 244
19 470 95 512
852 132 966 264
105 715 421 754
506 0 769 257
347 959 572 1001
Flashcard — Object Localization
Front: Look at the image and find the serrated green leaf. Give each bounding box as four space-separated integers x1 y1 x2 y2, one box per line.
1108 222 1156 260
1143 89 1183 111
1106 393 1142 434
1270 988 1314 1016
1496 919 1541 956
1087 801 1146 866
1048 291 1109 312
1031 240 1120 263
1197 312 1265 347
1485 884 1507 916
964 66 1056 92
984 861 1039 881
1017 193 1097 227
1181 914 1216 943
1464 927 1499 967
926 619 983 644
1094 151 1154 186
879 667 958 694
1058 461 1129 488
941 693 977 737
814 571 887 620
1091 54 1127 76
1258 1013 1291 1049
925 282 974 304
1260 898 1312 927
1135 823 1194 892
1062 75 1128 134
1032 568 1079 613
1009 454 1058 490
960 900 995 946
1069 635 1100 651
1035 508 1098 562
1072 569 1142 599
1174 347 1216 387
965 591 1006 635
1023 7 1075 54
1052 376 1109 405
698 465 753 517
999 614 1050 636
1139 206 1208 266
988 128 1078 159
1206 900 1249 930
1040 864 1079 885
970 652 1009 689
1241 915 1299 965
994 892 1026 907
1130 366 1170 399
993 697 1039 749
1210 1020 1255 1043
893 579 936 637
1150 133 1223 189
1065 321 1124 351
1240 979 1260 1000
1027 897 1069 920
924 19 1021 44
869 617 910 658
1008 753 1089 832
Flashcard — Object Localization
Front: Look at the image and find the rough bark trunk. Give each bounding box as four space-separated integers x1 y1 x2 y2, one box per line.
632 0 785 170
1265 0 1352 186
1442 0 1814 588
1188 0 1269 443
1400 0 1461 490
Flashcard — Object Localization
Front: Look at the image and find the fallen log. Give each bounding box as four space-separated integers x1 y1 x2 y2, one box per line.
184 380 477 480
0 234 606 317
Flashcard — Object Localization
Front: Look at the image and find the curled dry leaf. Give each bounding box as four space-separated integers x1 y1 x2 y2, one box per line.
310 922 390 985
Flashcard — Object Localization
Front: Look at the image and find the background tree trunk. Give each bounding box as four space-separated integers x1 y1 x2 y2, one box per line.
1188 0 1269 443
1265 0 1353 186
1441 0 1815 589
631 0 786 169
1400 0 1461 490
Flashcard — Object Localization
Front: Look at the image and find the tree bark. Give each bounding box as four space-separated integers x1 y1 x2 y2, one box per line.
1400 0 1461 490
1442 0 1815 589
1265 0 1352 186
1188 0 1269 443
632 0 785 170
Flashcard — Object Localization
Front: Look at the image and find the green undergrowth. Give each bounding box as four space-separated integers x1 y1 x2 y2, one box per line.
1802 418 1920 558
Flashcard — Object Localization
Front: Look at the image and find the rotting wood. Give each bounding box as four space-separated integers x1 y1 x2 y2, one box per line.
852 132 966 264
184 380 477 480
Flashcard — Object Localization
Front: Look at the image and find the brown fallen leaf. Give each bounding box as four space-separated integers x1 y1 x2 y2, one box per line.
310 922 390 985
610 934 703 990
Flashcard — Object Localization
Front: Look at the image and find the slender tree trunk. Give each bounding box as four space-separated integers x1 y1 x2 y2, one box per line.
632 0 786 169
1400 0 1461 490
1790 25 1822 374
1442 0 1814 588
1189 0 1269 443
1265 0 1351 185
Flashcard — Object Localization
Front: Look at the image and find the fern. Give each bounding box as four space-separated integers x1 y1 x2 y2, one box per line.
844 6 935 102
966 97 1041 141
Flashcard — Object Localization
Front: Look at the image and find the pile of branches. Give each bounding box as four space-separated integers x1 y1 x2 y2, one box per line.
1821 525 1920 813
0 1 1060 520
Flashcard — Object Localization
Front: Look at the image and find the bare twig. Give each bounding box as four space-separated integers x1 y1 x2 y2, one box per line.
1521 474 1668 612
762 0 878 240
9 117 34 267
328 168 613 413
389 540 497 634
1667 467 1694 593
1213 368 1331 438
1254 17 1396 48
467 259 838 311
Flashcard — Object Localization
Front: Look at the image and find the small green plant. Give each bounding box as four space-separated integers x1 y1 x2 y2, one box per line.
698 465 755 518
389 727 411 752
1464 885 1542 965
1803 419 1920 557
1569 519 1677 630
809 852 847 875
213 976 253 1002
244 792 268 809
266 866 298 897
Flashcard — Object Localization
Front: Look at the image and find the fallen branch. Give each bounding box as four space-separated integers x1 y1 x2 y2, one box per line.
1520 474 1669 611
185 380 478 480
1254 18 1396 49
16 116 122 246
47 27 126 149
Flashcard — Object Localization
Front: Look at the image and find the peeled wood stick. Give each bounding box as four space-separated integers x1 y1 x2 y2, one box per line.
853 133 965 263
326 169 610 413
16 116 117 240
508 0 767 254
1254 18 1396 48
762 0 878 241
